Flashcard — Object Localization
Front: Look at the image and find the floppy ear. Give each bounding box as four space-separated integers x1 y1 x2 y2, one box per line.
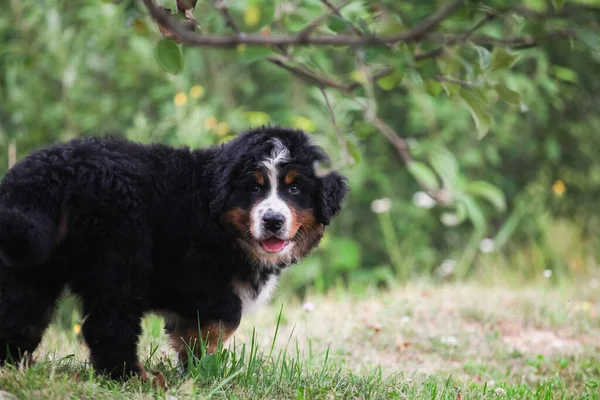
208 151 239 219
316 171 349 225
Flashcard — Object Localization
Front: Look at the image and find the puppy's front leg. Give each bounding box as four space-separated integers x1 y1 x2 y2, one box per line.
165 315 240 367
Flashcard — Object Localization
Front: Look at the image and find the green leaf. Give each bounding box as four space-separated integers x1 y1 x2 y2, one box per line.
465 181 506 212
237 45 274 64
460 195 486 233
552 0 567 9
472 44 491 70
326 16 349 33
154 39 183 75
493 84 522 106
489 47 519 71
346 141 362 166
424 80 442 97
418 58 440 79
377 71 404 90
353 121 377 139
459 89 493 138
576 27 600 51
552 65 578 83
430 148 460 190
407 161 440 190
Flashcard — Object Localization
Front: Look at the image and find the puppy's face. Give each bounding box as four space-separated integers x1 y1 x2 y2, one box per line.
221 134 347 268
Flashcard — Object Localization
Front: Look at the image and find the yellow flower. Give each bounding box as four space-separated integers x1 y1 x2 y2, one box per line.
552 180 566 196
190 85 205 99
204 116 218 129
73 324 82 334
174 92 188 106
216 122 230 136
244 5 261 28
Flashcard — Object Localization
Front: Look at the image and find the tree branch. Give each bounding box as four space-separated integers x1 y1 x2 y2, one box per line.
320 87 352 165
141 0 465 47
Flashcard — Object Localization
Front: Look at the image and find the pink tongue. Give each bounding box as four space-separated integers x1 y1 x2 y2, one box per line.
261 238 286 253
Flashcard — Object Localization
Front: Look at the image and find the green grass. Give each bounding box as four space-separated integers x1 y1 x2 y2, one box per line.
0 282 599 399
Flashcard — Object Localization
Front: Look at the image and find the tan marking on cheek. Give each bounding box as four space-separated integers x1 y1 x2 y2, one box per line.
254 170 265 186
224 208 249 234
289 207 318 238
284 170 297 185
290 208 325 259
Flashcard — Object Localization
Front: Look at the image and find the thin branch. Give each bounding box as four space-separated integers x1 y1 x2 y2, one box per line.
320 87 352 164
413 12 495 64
267 55 352 93
320 0 363 36
141 0 465 47
297 0 351 41
436 75 478 87
214 0 240 34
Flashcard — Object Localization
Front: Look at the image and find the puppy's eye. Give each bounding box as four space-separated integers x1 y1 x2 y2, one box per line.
289 184 301 195
251 185 261 194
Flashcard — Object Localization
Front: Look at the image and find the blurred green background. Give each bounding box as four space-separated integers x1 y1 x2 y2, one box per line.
2 0 600 302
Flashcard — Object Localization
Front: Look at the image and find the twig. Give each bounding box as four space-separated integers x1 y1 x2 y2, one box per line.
214 0 240 34
436 75 477 87
413 12 495 64
320 0 363 36
320 87 352 165
267 55 352 93
297 0 351 41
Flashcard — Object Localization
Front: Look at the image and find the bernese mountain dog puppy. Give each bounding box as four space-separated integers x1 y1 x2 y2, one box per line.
0 126 348 379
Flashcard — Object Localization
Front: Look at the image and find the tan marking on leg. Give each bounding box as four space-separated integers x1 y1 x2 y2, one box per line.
136 362 168 391
167 320 236 367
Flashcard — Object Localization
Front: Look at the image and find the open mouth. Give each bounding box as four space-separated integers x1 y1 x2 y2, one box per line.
260 238 290 253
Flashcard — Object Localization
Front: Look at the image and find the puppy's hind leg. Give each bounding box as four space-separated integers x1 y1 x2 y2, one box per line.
81 299 146 379
0 268 63 365
77 250 151 380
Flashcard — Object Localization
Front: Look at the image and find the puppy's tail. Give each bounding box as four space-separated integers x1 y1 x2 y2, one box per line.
0 208 56 267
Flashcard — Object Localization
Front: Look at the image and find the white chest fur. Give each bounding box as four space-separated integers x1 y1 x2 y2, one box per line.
233 274 278 315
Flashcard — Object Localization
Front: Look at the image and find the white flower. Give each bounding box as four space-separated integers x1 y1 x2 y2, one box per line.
440 213 460 227
437 259 456 277
479 238 495 253
543 269 553 279
440 336 457 346
487 380 495 388
371 198 392 214
412 191 436 209
400 316 411 324
302 302 315 312
494 387 506 396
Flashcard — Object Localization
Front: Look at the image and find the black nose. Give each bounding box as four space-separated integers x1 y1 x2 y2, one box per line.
263 212 285 232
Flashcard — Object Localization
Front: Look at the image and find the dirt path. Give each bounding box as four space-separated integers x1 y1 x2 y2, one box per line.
236 283 600 382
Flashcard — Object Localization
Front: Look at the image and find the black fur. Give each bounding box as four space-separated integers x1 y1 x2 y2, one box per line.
0 126 347 378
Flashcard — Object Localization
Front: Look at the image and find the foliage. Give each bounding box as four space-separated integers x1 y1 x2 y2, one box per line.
2 0 600 292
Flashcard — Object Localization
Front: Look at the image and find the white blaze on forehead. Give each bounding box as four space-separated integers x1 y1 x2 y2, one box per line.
252 139 293 238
